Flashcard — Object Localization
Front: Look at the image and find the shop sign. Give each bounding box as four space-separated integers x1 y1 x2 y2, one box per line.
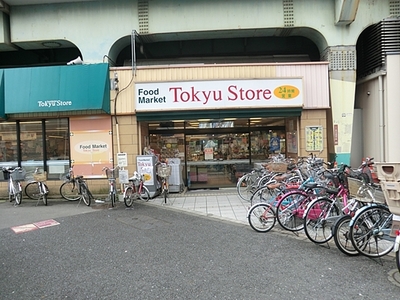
135 78 303 111
69 116 113 178
137 156 155 185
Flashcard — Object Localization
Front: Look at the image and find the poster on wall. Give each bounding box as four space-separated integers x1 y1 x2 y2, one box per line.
305 126 323 151
70 116 113 178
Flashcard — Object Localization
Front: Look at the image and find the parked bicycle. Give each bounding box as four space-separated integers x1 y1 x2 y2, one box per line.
74 175 93 206
59 166 80 201
123 171 151 207
157 163 171 204
247 201 276 233
2 167 25 205
302 163 380 246
103 166 119 207
349 202 393 258
24 168 49 206
331 176 382 256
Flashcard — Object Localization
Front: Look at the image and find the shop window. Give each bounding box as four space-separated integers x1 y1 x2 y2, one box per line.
20 121 43 162
0 119 70 180
46 119 70 179
0 122 18 169
250 130 286 161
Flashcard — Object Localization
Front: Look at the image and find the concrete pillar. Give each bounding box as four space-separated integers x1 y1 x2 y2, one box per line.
324 46 357 165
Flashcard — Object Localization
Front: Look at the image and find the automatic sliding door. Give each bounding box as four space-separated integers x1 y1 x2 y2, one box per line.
186 133 250 189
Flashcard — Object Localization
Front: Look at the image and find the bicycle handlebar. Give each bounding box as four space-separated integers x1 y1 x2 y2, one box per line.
2 166 22 173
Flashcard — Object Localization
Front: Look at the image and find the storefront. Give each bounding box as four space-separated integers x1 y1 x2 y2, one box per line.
135 78 303 189
0 63 112 181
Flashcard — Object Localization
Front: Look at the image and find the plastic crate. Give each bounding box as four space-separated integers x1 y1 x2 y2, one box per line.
375 162 400 181
380 181 400 215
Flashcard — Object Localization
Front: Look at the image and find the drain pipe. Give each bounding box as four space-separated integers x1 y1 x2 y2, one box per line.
379 74 385 162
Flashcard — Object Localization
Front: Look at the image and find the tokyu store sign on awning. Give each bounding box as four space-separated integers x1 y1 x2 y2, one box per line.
135 78 303 112
4 63 110 114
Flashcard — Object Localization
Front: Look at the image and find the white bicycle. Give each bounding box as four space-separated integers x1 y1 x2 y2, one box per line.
2 167 26 205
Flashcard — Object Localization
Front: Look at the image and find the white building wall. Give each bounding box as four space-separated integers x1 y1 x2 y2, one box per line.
10 1 137 63
386 54 400 162
8 0 394 62
356 79 383 161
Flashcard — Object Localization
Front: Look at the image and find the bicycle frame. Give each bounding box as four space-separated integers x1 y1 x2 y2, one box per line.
349 203 393 236
302 178 349 217
4 168 23 205
103 166 119 207
349 203 385 227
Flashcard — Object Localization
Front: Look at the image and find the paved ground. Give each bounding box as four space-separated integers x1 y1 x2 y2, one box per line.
1 190 400 299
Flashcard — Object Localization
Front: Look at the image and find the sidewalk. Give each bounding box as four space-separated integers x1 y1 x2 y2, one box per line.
146 187 250 225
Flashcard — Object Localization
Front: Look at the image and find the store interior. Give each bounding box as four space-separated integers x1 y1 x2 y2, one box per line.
146 117 297 189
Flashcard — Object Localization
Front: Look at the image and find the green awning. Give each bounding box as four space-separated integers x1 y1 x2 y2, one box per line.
0 70 4 118
136 107 302 121
4 63 110 114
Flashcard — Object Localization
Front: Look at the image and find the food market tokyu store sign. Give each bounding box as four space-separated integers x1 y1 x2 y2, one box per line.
135 78 303 111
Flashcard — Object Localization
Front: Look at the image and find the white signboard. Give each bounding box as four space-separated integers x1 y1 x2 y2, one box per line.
137 156 155 185
135 78 303 111
117 152 128 167
119 169 129 184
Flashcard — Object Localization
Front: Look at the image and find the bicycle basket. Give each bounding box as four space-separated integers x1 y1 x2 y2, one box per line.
106 168 119 179
347 177 385 203
129 172 142 184
157 165 172 177
33 171 47 182
10 169 26 181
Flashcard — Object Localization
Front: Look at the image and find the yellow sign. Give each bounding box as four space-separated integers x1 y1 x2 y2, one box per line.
273 85 300 100
305 126 323 151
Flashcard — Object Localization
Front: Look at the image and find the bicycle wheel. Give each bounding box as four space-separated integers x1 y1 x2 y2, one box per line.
248 203 276 233
42 182 48 206
276 190 311 232
349 205 393 258
15 191 22 205
80 184 91 206
396 239 400 273
110 192 116 207
60 181 80 201
163 181 168 203
124 187 134 207
237 173 257 201
332 215 359 256
25 182 41 200
42 192 48 206
250 186 280 206
139 186 150 201
303 197 340 244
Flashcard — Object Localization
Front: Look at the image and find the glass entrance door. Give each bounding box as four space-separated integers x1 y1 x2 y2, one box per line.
186 133 250 189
